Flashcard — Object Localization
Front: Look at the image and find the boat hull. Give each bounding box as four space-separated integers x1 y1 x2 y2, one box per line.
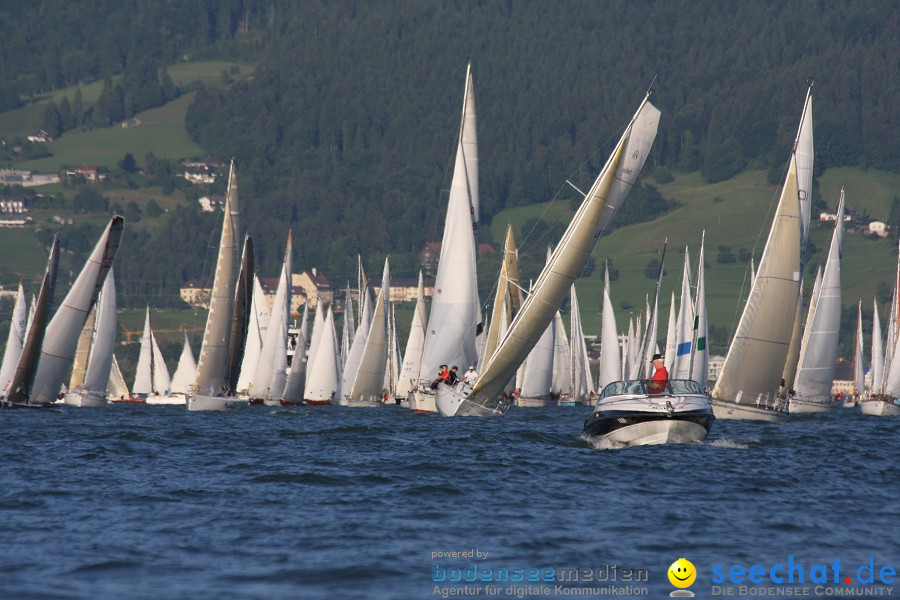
583 392 713 445
64 390 107 407
788 397 836 413
187 394 249 411
859 398 900 417
409 389 437 413
514 395 554 408
304 399 331 406
435 383 511 417
110 396 147 404
710 397 787 421
145 394 186 405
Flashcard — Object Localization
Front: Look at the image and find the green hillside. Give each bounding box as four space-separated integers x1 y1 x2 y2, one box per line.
0 61 254 141
490 167 900 354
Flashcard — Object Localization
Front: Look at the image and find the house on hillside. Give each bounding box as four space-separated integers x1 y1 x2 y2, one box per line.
198 195 225 212
370 277 435 302
65 165 106 182
258 277 308 317
26 130 52 143
869 221 887 238
180 277 213 309
293 268 333 309
0 169 33 186
182 157 225 184
0 196 28 213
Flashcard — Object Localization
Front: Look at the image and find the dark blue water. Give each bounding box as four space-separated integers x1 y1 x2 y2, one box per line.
1 405 897 599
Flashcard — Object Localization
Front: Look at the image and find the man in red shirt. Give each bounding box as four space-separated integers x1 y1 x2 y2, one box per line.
647 353 668 394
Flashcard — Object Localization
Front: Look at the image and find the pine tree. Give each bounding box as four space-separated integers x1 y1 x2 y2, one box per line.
41 100 62 137
58 96 73 131
72 88 84 127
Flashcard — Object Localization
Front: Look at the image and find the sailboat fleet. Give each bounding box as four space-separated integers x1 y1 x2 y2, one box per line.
0 70 895 442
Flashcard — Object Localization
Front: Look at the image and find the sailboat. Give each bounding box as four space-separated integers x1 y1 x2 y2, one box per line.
437 91 660 417
251 232 292 406
411 62 481 413
107 354 130 401
152 333 197 404
790 190 845 412
0 238 59 408
64 270 117 407
342 258 390 406
397 272 427 404
0 282 27 396
3 215 123 407
236 275 269 399
597 264 621 392
861 242 900 417
568 285 596 406
303 305 341 404
188 161 253 411
124 308 170 403
711 86 812 421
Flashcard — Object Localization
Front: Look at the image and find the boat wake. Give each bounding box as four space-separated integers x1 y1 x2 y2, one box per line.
580 433 628 450
706 437 751 449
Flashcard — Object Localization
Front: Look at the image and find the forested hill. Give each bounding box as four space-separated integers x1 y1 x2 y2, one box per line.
184 0 898 276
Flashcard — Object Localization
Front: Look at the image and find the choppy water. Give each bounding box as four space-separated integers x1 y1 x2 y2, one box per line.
1 405 897 599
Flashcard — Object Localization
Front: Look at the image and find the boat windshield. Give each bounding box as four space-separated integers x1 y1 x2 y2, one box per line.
598 379 706 399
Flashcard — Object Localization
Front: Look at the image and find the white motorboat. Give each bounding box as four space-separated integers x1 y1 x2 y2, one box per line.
583 379 714 445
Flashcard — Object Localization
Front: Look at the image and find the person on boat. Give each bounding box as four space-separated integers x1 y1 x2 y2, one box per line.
463 366 479 386
647 353 668 394
430 365 450 389
448 366 460 386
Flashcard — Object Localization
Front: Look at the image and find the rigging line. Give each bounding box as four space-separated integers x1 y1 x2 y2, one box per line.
519 121 628 254
725 154 793 350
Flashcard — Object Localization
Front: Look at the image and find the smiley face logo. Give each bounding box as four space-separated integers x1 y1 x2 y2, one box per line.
668 558 696 588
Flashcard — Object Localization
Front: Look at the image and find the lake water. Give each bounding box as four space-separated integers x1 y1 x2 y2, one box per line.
1 405 897 599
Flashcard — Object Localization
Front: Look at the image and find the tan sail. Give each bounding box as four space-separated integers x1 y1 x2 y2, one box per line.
462 97 660 413
712 156 802 410
483 225 522 364
195 161 241 394
69 306 97 390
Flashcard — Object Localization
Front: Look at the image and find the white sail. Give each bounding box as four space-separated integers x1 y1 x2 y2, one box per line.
340 290 351 367
520 317 555 401
348 259 390 402
551 311 570 396
0 282 27 394
305 301 326 386
195 161 241 394
340 287 371 403
712 134 803 414
150 332 170 394
236 275 268 394
597 264 621 390
69 306 96 391
664 291 677 372
133 308 153 395
82 269 117 394
29 216 123 404
282 319 308 404
397 272 427 399
795 85 814 260
673 248 693 378
569 285 593 401
446 96 660 415
169 334 197 395
853 302 865 396
462 61 479 228
252 233 292 400
418 68 481 386
689 234 708 385
872 300 884 393
305 306 341 402
108 354 129 399
792 191 844 407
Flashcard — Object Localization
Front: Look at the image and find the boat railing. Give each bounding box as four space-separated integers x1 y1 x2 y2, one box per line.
598 379 706 400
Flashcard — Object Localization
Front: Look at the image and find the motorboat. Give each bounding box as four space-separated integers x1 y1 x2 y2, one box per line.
583 379 714 445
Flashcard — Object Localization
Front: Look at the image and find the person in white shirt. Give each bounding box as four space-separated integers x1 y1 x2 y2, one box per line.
463 366 479 386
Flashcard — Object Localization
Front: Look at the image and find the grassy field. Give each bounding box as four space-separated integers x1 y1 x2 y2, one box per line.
0 61 254 140
18 93 205 172
0 228 50 284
